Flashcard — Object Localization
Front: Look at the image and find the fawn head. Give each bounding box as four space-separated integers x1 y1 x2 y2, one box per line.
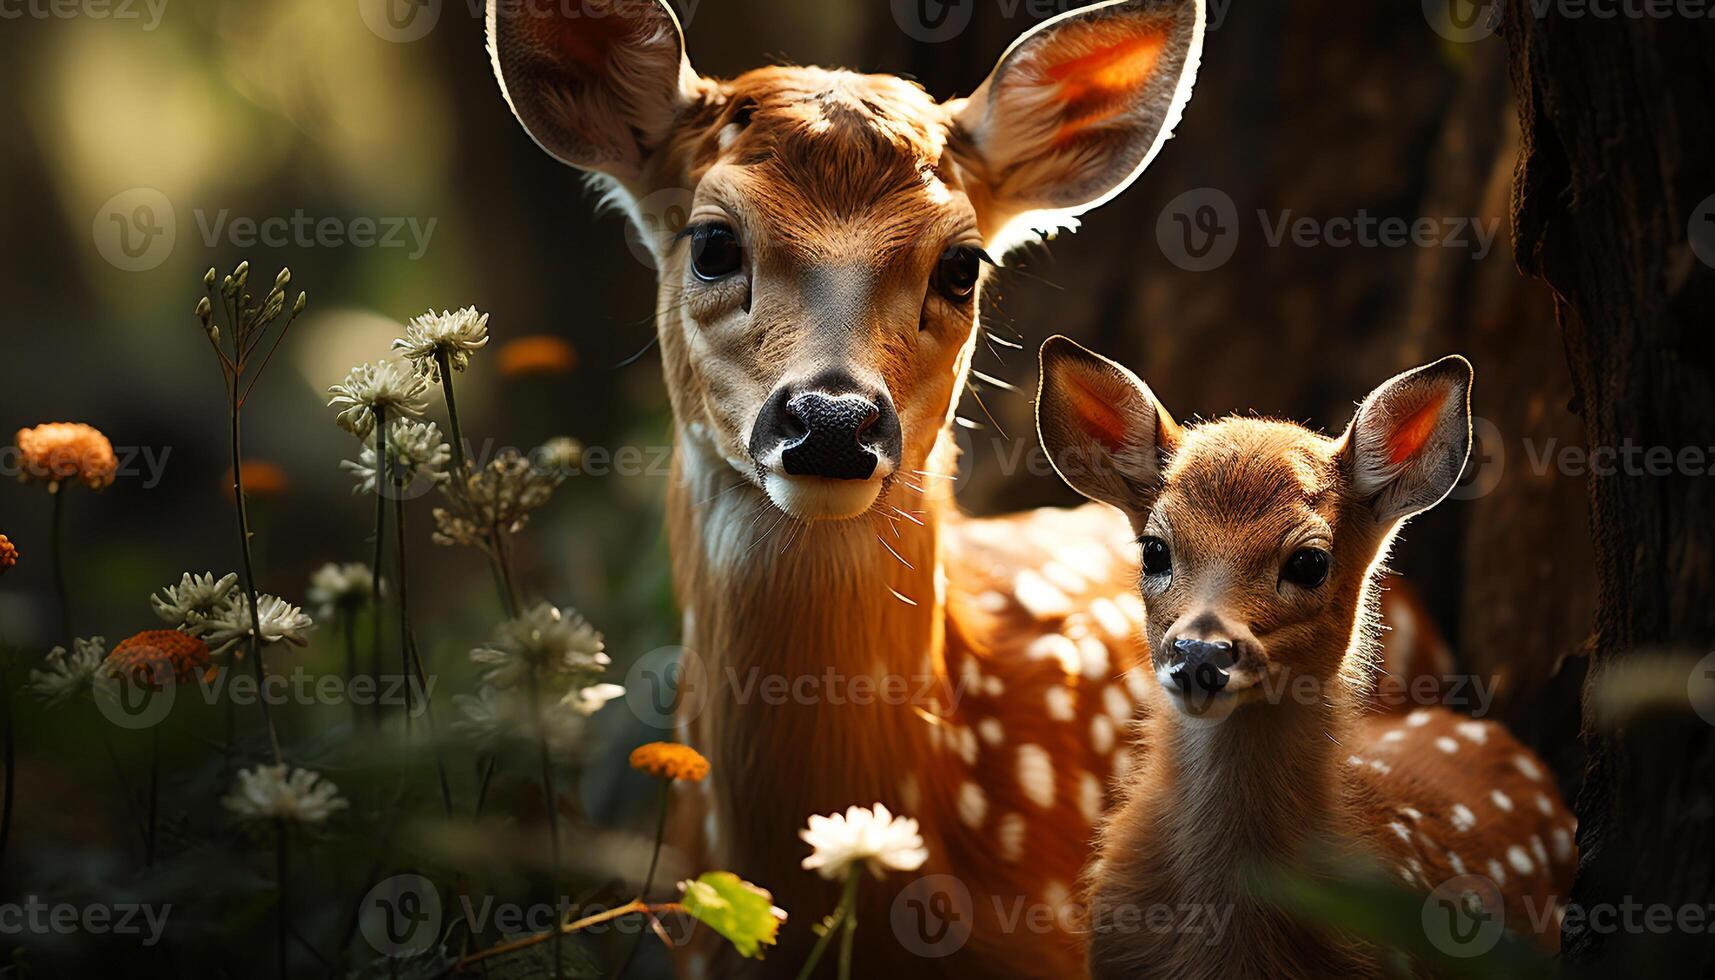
1037 338 1473 718
489 0 1203 520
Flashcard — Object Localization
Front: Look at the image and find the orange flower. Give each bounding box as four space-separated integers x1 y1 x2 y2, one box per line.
497 336 577 377
0 534 17 575
105 630 212 689
225 460 289 498
629 741 710 782
15 423 118 490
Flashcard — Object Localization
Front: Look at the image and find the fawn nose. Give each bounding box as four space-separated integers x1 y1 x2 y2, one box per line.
749 372 902 481
1168 637 1235 696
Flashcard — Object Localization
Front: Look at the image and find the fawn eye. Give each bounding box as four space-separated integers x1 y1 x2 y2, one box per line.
932 246 987 305
688 224 743 281
1282 548 1330 589
1139 537 1172 578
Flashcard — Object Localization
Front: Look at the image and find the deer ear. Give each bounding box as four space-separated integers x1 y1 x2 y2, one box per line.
487 0 698 187
953 0 1204 251
1341 356 1475 523
1036 336 1179 515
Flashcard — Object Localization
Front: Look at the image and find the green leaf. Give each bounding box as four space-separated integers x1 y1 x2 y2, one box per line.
679 872 784 960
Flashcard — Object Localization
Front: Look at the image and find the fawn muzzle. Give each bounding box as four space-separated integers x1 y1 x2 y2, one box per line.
1167 637 1236 696
750 372 902 482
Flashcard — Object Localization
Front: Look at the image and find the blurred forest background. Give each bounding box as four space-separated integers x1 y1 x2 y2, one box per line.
0 0 1670 973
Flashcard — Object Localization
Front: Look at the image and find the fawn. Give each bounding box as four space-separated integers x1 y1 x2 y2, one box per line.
1036 337 1577 978
488 0 1449 974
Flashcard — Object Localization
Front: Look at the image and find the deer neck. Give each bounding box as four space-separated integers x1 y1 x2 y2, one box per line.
667 422 958 865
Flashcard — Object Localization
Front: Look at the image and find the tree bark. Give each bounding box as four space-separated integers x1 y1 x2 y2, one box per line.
1504 0 1715 972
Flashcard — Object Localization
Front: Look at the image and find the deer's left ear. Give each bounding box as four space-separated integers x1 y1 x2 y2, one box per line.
1340 356 1475 523
952 0 1204 251
1036 336 1180 516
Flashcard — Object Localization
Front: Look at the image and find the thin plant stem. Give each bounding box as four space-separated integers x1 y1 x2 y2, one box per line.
368 407 389 728
456 899 683 969
146 725 159 868
837 877 858 980
230 406 282 764
394 478 454 818
610 784 671 980
275 822 289 980
527 667 564 980
342 609 359 728
795 872 859 980
50 486 71 642
436 350 468 473
474 756 496 817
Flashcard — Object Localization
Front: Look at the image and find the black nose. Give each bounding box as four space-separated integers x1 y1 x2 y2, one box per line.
749 373 902 481
1168 638 1233 696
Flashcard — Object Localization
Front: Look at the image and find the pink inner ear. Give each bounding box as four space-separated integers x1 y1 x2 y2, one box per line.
1386 392 1447 465
1041 29 1166 145
547 13 635 79
1061 369 1132 453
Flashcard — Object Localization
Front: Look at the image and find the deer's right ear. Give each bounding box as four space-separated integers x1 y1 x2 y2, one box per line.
1340 356 1475 524
487 0 698 187
1036 336 1178 515
953 0 1204 252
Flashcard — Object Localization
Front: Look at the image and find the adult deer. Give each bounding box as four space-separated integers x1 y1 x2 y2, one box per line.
1036 339 1574 977
487 0 1444 974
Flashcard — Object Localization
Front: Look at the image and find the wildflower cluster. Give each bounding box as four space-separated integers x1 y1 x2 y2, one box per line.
14 422 118 490
149 571 313 655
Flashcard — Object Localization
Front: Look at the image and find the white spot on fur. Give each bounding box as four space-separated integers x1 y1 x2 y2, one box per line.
1551 827 1573 863
1026 633 1081 675
1513 754 1544 781
997 813 1026 861
1078 636 1111 682
1115 593 1147 624
1490 790 1514 813
1079 772 1103 824
1018 744 1056 808
1407 709 1433 727
1380 728 1407 744
1369 759 1393 776
1400 806 1423 822
1447 851 1466 875
1347 755 1365 767
1042 561 1088 595
1487 859 1507 886
1435 736 1459 754
1529 834 1549 870
1112 748 1132 777
1089 598 1130 639
1103 684 1131 724
1014 570 1073 619
1044 880 1071 912
1389 821 1412 845
957 727 978 766
976 589 1010 612
1091 715 1116 754
1046 685 1076 722
978 718 1005 747
983 675 1005 698
1455 720 1489 744
1508 845 1534 875
958 781 987 828
1124 668 1150 704
1536 793 1554 816
1451 804 1477 831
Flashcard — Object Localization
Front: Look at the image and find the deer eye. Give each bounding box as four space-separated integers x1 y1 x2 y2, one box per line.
1139 537 1172 578
932 245 987 304
1282 548 1330 589
688 224 743 281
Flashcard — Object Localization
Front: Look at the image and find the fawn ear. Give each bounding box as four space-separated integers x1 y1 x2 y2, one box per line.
487 0 698 187
953 0 1204 251
1341 356 1475 523
1037 336 1179 515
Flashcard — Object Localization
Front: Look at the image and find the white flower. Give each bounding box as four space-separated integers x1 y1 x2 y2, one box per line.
569 682 625 716
341 418 452 494
222 764 349 828
305 562 378 621
203 594 314 654
452 685 588 753
327 360 429 439
151 572 239 630
469 602 607 690
800 803 928 881
393 307 490 380
532 437 583 479
29 637 106 707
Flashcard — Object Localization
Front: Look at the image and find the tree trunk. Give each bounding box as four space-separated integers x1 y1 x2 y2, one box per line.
1504 0 1715 972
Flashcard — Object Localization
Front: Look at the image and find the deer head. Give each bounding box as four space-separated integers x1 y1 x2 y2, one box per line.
489 0 1204 522
1037 337 1473 721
